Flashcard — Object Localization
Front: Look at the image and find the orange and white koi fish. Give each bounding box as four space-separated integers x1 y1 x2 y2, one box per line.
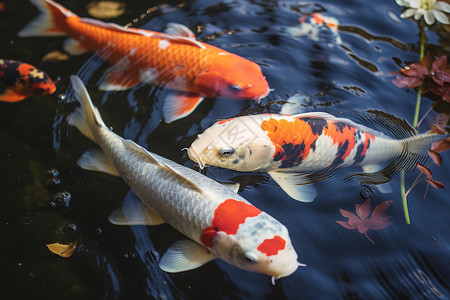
68 75 301 282
20 0 270 123
287 13 342 47
188 112 446 202
0 59 56 102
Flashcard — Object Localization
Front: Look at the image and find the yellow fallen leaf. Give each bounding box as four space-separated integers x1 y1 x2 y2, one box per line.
46 242 77 258
86 1 126 19
41 51 70 63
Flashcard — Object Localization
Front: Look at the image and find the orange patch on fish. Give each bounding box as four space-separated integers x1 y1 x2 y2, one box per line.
261 118 319 161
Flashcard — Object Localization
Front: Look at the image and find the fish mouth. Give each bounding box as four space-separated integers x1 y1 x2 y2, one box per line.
255 86 271 103
187 147 206 169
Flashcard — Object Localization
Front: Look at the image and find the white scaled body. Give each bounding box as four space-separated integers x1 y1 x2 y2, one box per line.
67 75 301 281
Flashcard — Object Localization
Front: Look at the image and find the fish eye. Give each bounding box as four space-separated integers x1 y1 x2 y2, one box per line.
229 84 243 92
219 148 235 157
244 252 259 264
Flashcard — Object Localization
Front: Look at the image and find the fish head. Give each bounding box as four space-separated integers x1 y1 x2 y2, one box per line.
202 202 300 279
193 53 270 101
188 116 275 171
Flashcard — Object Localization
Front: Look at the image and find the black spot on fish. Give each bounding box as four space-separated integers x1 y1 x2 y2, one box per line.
335 122 350 133
330 139 349 167
354 138 371 164
301 118 328 135
278 142 306 168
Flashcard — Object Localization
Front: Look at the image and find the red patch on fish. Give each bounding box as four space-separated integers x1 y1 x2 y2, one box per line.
257 236 286 256
360 133 375 157
218 118 235 125
322 122 357 162
261 117 362 168
200 199 261 248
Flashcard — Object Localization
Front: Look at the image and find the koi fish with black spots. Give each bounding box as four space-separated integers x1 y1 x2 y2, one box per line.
67 75 301 282
20 0 270 123
0 59 56 102
188 112 446 202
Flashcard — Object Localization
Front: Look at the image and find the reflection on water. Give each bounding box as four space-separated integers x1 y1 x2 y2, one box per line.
0 0 449 299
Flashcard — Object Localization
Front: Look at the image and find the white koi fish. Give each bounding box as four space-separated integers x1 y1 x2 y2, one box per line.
187 112 446 202
67 75 302 282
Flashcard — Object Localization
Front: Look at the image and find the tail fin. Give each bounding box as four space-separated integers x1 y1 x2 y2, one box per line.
347 132 447 185
19 0 75 37
67 75 105 143
402 132 445 154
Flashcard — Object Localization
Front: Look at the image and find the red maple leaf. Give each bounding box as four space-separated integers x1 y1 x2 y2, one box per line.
336 199 393 244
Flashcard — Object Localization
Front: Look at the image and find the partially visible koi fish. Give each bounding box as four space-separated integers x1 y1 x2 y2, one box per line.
0 59 56 102
287 13 342 47
20 0 270 123
188 112 446 202
67 75 301 282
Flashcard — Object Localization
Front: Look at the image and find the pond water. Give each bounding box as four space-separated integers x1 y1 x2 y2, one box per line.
1 0 449 299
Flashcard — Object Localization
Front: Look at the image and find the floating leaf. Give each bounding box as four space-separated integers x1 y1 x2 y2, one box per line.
417 163 433 179
86 1 126 19
431 55 450 86
336 199 393 244
41 51 70 63
428 150 442 166
46 242 77 258
432 137 450 153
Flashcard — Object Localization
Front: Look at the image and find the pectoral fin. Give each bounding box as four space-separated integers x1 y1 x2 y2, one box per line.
268 171 317 202
159 239 216 273
98 57 141 91
77 149 120 176
0 88 28 102
163 92 204 123
63 38 89 55
108 192 164 225
361 164 392 193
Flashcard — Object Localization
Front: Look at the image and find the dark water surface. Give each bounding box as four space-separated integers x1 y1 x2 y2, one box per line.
1 0 449 299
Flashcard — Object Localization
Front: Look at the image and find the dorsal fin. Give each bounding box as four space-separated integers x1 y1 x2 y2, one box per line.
291 112 386 138
122 139 203 193
358 110 417 140
79 18 206 49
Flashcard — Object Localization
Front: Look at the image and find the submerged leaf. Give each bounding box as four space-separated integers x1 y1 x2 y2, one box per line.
86 1 126 19
430 113 449 134
417 163 433 179
428 150 442 166
336 199 393 243
425 179 445 189
432 137 450 153
46 242 77 258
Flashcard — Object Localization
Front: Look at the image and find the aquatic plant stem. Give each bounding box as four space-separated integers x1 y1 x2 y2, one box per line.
400 20 426 224
400 171 410 224
412 22 426 128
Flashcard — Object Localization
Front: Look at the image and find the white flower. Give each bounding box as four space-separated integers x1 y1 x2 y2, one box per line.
395 0 450 25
